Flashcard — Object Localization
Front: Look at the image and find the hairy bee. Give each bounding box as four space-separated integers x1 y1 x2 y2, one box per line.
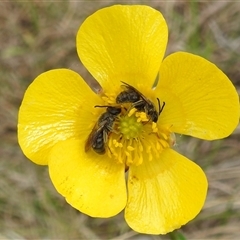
85 106 121 154
116 81 165 122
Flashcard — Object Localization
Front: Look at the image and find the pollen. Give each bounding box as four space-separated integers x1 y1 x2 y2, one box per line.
108 109 175 167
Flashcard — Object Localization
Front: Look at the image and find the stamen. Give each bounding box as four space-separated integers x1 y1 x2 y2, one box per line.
98 94 174 167
102 92 116 104
107 110 174 166
135 111 149 122
128 108 137 117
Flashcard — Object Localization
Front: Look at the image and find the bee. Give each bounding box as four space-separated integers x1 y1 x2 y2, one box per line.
85 106 121 154
116 81 165 122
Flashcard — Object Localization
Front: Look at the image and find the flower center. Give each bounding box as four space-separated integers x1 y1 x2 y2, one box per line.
119 109 144 139
107 107 175 166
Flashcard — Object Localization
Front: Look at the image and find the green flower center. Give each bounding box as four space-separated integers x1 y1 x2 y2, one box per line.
107 108 175 166
98 91 175 166
119 110 143 139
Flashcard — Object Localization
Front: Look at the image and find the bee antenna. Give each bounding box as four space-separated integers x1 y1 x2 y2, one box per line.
157 98 165 115
94 105 109 108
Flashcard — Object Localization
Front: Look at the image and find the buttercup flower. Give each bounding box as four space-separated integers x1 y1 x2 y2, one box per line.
18 5 239 234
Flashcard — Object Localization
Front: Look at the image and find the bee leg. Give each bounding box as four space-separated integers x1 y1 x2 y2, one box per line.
126 99 145 114
132 99 144 108
103 130 108 144
103 130 113 155
106 124 119 135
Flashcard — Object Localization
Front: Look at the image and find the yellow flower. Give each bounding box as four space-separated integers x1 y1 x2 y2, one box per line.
18 5 239 235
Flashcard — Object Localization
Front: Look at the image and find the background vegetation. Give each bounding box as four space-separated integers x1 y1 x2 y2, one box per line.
1 1 239 239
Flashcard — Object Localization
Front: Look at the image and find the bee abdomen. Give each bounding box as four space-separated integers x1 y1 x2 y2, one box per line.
92 131 105 154
116 90 140 104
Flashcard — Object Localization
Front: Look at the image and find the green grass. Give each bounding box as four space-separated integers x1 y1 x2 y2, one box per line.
1 1 240 239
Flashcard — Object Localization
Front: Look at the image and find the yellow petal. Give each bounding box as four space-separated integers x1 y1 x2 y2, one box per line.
125 149 207 235
77 5 168 90
48 139 127 217
18 69 100 165
156 52 240 140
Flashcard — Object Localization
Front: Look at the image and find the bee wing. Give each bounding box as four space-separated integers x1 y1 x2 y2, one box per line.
85 121 106 152
121 81 150 104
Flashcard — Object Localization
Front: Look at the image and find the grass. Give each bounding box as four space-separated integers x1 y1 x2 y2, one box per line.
1 1 240 239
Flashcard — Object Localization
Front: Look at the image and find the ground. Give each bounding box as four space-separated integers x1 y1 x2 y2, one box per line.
1 1 240 239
